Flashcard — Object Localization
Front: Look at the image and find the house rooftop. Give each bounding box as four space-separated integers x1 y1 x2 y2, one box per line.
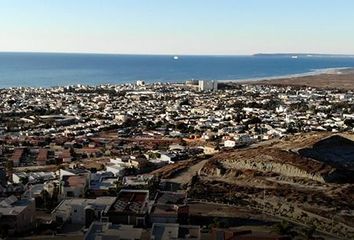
62 175 87 188
36 148 48 162
110 189 149 214
151 223 200 240
0 195 34 215
84 222 143 240
52 197 117 217
123 175 153 186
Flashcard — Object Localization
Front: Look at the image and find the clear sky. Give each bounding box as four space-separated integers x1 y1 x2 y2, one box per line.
1 0 354 55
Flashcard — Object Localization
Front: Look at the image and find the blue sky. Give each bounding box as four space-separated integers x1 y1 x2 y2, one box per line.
1 0 354 55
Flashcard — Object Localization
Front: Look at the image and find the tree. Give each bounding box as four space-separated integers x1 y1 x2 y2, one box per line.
286 123 298 134
263 99 281 110
20 176 29 185
114 179 124 194
179 98 190 106
246 116 262 125
6 161 13 173
176 122 188 132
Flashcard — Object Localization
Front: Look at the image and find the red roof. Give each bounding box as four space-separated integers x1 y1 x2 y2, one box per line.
63 175 87 188
37 149 48 162
60 149 72 159
10 148 24 162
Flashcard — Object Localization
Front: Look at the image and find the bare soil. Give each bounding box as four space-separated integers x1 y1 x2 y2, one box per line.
244 69 354 90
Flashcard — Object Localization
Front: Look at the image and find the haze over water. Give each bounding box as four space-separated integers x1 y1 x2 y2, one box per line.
1 52 354 88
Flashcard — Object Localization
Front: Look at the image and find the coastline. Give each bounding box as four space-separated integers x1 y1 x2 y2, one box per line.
1 52 354 89
219 67 354 84
1 66 354 90
231 67 354 90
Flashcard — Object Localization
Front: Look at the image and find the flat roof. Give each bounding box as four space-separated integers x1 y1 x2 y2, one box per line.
0 196 33 215
111 190 149 214
85 222 143 240
52 197 117 216
151 223 200 240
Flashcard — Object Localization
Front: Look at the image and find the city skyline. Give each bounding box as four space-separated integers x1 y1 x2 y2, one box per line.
1 0 354 55
1 1 354 238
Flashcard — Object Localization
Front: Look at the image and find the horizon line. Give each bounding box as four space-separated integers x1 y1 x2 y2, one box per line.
1 50 354 57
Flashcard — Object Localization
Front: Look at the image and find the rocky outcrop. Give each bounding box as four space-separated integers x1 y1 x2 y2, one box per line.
202 145 351 183
223 158 326 182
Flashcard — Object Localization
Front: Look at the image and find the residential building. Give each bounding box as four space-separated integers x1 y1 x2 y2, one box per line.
151 223 200 240
51 197 116 227
0 195 36 235
107 189 150 226
84 221 143 240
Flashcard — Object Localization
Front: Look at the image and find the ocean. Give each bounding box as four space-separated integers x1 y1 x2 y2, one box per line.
1 52 354 88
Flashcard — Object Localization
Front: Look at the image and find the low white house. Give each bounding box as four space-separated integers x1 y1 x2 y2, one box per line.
159 153 174 162
224 140 236 148
52 197 116 225
12 172 56 184
276 105 286 113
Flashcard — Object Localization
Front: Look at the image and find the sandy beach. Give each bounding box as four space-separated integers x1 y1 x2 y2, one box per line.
242 68 354 90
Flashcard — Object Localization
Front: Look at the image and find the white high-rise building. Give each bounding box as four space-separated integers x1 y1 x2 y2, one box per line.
198 80 218 91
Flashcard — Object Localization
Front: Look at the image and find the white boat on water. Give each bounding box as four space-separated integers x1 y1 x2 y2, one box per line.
173 56 179 60
291 55 298 59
